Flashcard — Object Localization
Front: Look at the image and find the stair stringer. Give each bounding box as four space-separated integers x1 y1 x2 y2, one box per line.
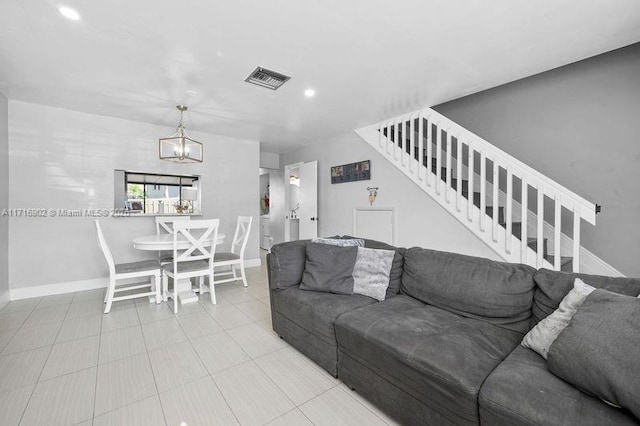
356 124 553 270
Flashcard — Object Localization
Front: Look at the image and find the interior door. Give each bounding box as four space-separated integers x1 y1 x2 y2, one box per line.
299 161 318 239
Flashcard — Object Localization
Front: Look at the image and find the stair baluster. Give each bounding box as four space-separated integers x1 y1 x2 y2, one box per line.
426 118 432 187
456 137 463 212
467 145 474 221
480 152 486 232
445 130 452 203
505 169 513 254
573 207 581 273
537 187 544 268
394 119 400 161
521 178 529 264
436 125 442 195
554 195 562 270
418 114 424 181
492 162 499 242
408 116 415 173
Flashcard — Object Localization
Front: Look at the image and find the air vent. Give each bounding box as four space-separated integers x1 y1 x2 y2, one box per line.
245 66 291 90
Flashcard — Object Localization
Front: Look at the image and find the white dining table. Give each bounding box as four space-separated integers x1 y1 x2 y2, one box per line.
132 232 226 304
133 233 226 251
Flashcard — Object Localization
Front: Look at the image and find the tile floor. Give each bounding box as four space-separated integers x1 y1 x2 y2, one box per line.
0 251 398 426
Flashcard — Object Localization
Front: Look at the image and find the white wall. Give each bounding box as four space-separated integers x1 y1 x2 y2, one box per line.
280 131 501 259
0 92 9 307
434 43 640 276
8 101 260 293
260 151 279 170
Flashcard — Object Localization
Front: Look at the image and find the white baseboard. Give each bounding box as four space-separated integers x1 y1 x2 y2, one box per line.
0 290 10 310
9 257 263 301
10 277 109 301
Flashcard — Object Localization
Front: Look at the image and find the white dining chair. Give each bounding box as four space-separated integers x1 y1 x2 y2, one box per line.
162 219 219 313
95 221 161 314
155 215 191 264
211 215 253 288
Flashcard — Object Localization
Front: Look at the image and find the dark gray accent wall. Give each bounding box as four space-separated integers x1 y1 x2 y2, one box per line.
0 92 9 303
434 43 640 276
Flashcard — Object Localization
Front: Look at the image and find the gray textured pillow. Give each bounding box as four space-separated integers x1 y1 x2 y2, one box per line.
352 247 395 301
311 237 365 247
521 278 595 359
547 289 640 418
299 243 357 295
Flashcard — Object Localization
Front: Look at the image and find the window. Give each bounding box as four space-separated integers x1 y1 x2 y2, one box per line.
114 170 201 215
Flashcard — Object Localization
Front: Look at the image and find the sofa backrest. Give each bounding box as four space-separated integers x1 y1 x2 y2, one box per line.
532 268 640 327
268 240 309 290
268 237 405 299
401 247 536 333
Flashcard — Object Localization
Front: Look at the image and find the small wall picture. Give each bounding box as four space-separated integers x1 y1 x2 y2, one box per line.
331 160 371 184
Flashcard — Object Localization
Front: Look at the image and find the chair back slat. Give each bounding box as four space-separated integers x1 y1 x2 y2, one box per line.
95 220 116 274
156 215 191 235
173 219 219 264
230 216 253 257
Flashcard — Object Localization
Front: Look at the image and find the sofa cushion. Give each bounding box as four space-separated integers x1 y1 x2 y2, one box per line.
340 236 405 299
547 290 640 419
268 240 309 290
479 346 638 426
273 286 376 344
300 243 357 295
335 294 522 425
401 247 536 333
532 269 640 326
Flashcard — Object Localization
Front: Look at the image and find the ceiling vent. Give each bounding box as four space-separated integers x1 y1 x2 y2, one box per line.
245 66 291 90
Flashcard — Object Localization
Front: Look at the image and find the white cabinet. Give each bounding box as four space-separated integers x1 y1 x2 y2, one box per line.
260 216 271 250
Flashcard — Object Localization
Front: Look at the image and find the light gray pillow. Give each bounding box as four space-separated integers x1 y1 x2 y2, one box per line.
311 237 365 247
521 278 595 359
352 247 395 301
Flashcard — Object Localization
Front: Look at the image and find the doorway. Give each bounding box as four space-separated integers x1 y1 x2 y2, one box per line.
284 161 318 241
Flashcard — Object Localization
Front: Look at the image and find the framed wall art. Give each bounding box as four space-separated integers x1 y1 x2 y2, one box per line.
331 160 370 184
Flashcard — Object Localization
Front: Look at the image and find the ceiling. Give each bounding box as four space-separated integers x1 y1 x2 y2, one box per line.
1 1 639 154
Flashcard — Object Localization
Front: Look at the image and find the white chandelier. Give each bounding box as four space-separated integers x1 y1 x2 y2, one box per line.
159 105 203 163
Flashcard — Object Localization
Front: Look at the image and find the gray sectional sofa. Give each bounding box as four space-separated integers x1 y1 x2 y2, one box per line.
267 238 640 425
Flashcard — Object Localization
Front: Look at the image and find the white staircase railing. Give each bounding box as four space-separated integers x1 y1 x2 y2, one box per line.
355 107 597 272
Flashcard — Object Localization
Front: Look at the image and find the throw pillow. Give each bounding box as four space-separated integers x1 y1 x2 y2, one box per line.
352 247 395 301
521 278 595 359
311 237 365 247
299 243 357 295
546 289 640 418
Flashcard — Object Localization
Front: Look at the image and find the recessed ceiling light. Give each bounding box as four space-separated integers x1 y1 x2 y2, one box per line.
58 5 81 21
304 89 315 98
